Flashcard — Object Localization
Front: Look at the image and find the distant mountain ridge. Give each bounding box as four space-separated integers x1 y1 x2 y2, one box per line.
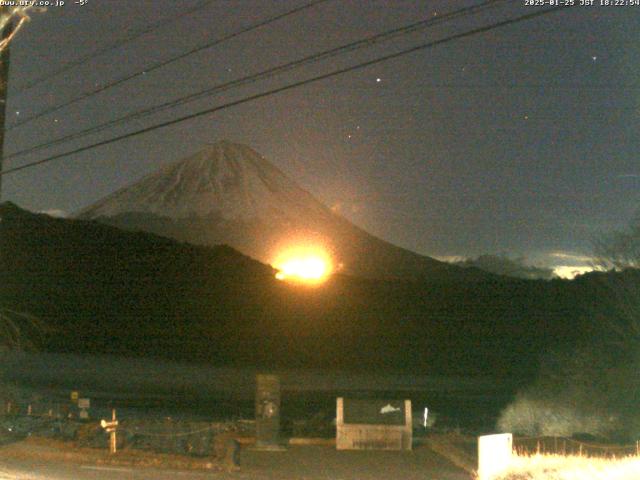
77 141 480 281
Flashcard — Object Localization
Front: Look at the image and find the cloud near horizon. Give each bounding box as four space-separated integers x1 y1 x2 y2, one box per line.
441 253 594 280
450 254 556 280
39 209 67 218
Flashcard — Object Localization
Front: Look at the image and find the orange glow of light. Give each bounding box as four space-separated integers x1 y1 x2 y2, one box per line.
273 247 332 284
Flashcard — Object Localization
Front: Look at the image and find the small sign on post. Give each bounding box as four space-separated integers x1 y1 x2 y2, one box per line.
70 391 79 403
78 398 90 420
478 433 513 480
100 409 119 454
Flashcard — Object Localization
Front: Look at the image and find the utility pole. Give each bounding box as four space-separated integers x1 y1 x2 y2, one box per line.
0 8 15 201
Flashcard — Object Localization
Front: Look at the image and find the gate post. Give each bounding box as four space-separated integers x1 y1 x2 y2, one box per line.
254 374 285 450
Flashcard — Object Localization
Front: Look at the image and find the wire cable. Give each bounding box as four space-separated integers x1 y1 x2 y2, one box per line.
13 0 216 94
8 0 333 130
0 5 571 178
4 0 508 161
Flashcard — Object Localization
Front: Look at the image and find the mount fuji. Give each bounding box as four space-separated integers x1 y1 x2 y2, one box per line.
77 141 471 280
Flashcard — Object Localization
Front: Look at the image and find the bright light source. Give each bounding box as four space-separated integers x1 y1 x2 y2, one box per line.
276 258 327 280
273 246 332 284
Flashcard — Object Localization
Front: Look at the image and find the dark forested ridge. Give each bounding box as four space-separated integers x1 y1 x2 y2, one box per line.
0 202 612 378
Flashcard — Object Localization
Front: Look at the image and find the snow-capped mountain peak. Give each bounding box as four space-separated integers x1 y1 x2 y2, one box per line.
78 140 328 223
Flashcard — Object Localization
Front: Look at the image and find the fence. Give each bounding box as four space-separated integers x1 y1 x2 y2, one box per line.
513 435 640 458
3 398 69 418
0 399 254 457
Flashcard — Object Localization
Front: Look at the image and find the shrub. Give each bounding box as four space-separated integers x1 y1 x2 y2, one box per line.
497 393 616 438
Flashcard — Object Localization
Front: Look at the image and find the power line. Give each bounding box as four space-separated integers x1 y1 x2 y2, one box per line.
8 0 332 130
4 0 508 161
0 5 570 178
13 0 216 94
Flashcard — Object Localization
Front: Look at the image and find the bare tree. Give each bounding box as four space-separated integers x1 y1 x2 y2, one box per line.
590 213 640 351
592 212 640 271
0 307 47 350
0 6 42 53
497 214 640 440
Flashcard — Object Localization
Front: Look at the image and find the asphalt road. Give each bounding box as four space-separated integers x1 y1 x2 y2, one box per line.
0 444 472 480
0 459 219 479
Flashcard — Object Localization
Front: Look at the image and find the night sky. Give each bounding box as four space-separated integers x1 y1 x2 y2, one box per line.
2 0 639 275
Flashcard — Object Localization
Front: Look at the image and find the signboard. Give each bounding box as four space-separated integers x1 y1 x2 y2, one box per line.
336 397 412 450
70 391 79 403
343 399 406 425
478 433 513 480
78 398 90 419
